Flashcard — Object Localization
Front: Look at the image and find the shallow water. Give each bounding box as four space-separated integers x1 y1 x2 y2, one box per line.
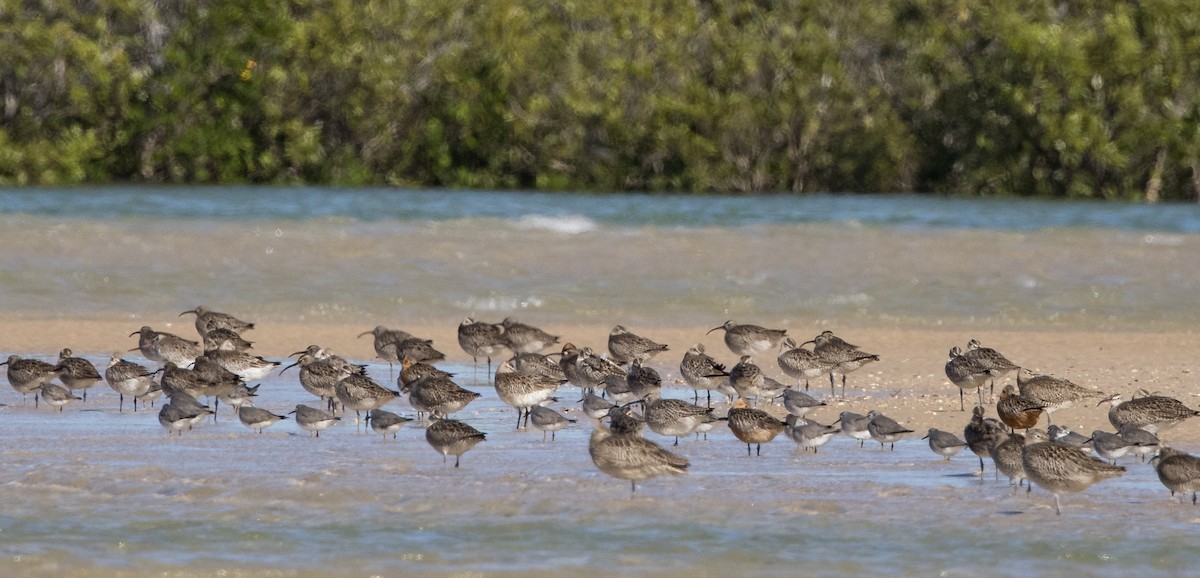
1 188 1198 330
1 188 1199 576
1 359 1195 578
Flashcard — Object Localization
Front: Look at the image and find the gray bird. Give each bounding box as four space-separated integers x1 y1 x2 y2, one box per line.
923 428 968 460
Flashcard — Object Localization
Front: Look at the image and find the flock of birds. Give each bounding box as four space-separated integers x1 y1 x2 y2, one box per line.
4 307 1200 515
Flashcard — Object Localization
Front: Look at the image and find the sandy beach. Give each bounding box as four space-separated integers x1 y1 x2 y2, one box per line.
5 190 1200 576
6 316 1198 444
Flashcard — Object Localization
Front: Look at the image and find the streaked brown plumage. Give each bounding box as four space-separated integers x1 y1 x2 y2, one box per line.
589 422 688 493
996 383 1045 432
425 418 486 467
706 320 787 357
1101 393 1200 434
607 325 669 366
1015 368 1104 422
1021 428 1126 515
55 348 101 399
1152 446 1200 504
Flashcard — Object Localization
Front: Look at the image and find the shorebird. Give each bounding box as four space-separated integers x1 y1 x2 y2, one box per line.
679 344 729 406
835 411 872 448
573 346 626 390
1100 393 1200 434
2 354 61 403
500 318 560 353
922 428 968 460
728 356 765 406
130 327 200 368
625 360 662 401
218 382 259 415
607 325 669 366
603 374 636 406
1119 426 1160 462
40 382 80 411
990 432 1030 490
335 373 400 421
776 337 835 392
202 349 279 381
1015 368 1104 424
104 355 156 412
866 410 913 450
458 317 507 379
945 346 991 411
291 404 340 437
559 343 585 386
1021 428 1126 515
425 418 486 467
201 327 254 353
157 401 213 435
809 331 878 397
528 405 575 442
494 359 563 429
398 358 454 390
509 352 566 381
963 338 1018 402
777 388 826 418
785 415 839 454
407 374 480 419
191 353 243 386
55 348 101 400
382 338 446 366
580 387 616 420
641 390 718 446
606 404 645 436
707 320 787 357
180 306 254 336
996 384 1045 432
1090 430 1136 464
1047 425 1092 449
283 350 357 411
160 361 222 405
238 405 288 433
964 405 1008 475
367 408 412 440
589 422 688 493
1151 446 1200 504
357 325 414 376
727 398 786 456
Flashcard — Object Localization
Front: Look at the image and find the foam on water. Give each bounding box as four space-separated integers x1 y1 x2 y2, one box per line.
516 214 598 235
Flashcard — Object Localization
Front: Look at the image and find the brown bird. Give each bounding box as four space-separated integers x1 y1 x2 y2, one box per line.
589 422 688 493
607 325 669 366
1100 393 1200 434
963 405 1008 476
809 331 878 398
996 383 1045 432
1015 368 1104 424
425 418 486 468
1152 446 1200 504
1021 428 1126 515
727 398 786 456
962 338 1018 402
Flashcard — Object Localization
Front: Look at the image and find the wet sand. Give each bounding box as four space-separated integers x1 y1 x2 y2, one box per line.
6 316 1199 444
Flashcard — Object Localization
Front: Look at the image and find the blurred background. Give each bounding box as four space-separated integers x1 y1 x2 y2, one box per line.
3 0 1199 200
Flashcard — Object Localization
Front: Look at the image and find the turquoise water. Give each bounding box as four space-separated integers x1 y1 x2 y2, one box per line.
6 187 1200 231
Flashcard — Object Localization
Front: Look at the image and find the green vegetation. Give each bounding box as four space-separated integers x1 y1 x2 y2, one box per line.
3 0 1199 199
